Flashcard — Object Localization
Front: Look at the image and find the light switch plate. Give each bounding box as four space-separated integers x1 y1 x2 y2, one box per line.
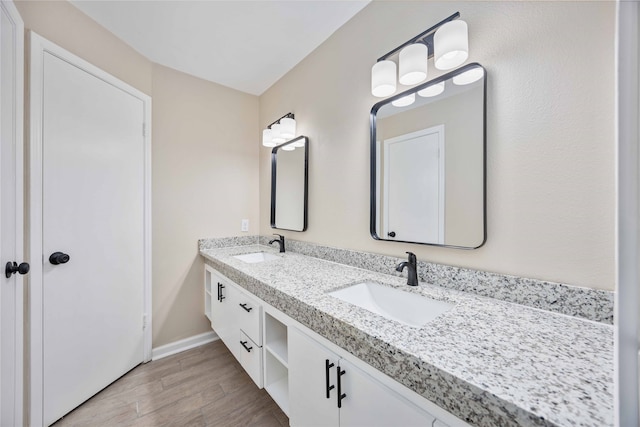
241 219 249 232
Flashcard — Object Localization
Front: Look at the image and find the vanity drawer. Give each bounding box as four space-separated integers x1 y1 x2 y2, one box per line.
234 290 262 345
238 331 263 388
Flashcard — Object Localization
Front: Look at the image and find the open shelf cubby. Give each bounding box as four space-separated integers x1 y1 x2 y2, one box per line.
265 312 288 366
204 267 213 321
265 350 289 416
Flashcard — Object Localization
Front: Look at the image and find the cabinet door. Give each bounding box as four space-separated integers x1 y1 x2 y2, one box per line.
288 327 340 427
338 358 436 427
211 274 236 353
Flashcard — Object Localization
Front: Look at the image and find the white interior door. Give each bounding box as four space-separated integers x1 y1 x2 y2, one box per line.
30 33 152 426
0 1 24 425
383 126 445 243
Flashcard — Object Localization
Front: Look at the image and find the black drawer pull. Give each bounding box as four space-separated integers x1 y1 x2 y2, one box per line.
337 366 346 408
239 303 253 312
325 359 335 398
240 340 253 352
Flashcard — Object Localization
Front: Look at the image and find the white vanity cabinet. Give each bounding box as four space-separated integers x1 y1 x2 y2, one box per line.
205 265 263 387
288 327 437 427
204 264 463 427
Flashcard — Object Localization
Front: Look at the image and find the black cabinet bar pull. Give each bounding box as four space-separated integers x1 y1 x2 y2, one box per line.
325 359 335 398
240 340 253 352
239 303 253 312
217 282 221 302
337 366 346 408
218 283 225 302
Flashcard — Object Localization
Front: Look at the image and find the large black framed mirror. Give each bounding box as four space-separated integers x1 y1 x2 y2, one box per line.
370 63 486 249
271 135 308 231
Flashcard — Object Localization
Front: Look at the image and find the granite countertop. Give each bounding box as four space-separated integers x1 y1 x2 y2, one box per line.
200 244 613 427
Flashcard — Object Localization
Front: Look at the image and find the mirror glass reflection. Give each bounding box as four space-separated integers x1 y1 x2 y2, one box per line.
271 136 308 232
371 63 486 248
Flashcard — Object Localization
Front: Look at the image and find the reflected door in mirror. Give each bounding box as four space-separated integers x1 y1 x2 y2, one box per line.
383 126 444 244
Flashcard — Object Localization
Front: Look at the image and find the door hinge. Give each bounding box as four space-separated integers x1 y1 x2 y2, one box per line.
142 314 148 331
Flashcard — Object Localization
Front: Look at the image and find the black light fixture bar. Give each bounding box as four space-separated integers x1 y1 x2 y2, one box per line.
267 112 295 129
377 12 460 62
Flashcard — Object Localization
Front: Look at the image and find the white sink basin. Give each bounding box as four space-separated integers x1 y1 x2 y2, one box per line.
233 252 280 263
328 282 453 327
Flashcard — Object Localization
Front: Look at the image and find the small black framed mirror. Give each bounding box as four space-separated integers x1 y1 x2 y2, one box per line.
271 135 309 232
370 63 486 249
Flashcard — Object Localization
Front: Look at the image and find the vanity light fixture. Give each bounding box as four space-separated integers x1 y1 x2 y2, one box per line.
434 20 469 70
398 43 428 85
262 128 275 147
371 60 397 97
262 112 296 148
371 12 468 98
271 123 285 144
280 116 296 139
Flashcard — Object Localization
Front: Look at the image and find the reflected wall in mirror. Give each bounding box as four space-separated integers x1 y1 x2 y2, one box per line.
271 135 308 231
370 63 486 249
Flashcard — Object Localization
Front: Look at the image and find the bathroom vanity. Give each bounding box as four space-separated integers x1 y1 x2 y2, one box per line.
199 238 613 427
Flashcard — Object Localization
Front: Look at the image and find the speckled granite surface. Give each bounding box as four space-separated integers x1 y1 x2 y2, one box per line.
199 235 258 250
199 243 613 427
200 236 613 324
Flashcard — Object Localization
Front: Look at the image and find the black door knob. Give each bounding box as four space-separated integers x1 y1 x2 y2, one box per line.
5 262 30 278
388 231 396 238
49 252 70 265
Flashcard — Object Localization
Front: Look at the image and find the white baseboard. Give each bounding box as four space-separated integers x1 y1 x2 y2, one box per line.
151 331 219 361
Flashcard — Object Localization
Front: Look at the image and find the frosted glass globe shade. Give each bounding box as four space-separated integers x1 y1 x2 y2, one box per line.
262 128 276 147
280 117 296 139
281 144 295 151
271 123 285 144
453 67 484 85
391 93 415 107
399 44 428 86
434 20 469 70
417 81 445 97
371 60 397 97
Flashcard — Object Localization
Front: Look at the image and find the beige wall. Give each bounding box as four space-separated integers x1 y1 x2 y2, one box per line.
15 1 260 348
152 64 259 346
15 0 152 95
259 1 616 291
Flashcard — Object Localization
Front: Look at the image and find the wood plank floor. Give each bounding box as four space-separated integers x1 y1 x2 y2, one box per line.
52 341 289 427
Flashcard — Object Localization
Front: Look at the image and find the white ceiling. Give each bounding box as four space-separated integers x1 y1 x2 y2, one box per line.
70 0 370 95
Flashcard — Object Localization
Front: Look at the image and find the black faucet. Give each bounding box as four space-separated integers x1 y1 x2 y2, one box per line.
269 234 285 253
396 252 418 286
